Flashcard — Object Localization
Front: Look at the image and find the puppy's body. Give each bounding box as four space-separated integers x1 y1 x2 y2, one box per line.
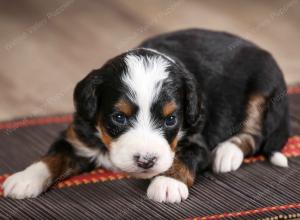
2 29 289 202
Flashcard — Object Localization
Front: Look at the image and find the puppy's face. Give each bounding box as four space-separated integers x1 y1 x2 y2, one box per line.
75 49 200 178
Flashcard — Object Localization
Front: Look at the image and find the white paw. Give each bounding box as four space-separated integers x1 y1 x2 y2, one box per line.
270 152 288 167
213 141 244 173
147 176 189 203
2 162 51 199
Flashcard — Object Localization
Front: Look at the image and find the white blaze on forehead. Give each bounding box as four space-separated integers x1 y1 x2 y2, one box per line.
122 54 170 129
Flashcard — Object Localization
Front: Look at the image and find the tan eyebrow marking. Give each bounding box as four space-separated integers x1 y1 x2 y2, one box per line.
115 99 134 116
162 101 177 117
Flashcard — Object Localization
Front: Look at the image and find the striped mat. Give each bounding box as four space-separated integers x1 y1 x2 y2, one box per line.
0 86 299 220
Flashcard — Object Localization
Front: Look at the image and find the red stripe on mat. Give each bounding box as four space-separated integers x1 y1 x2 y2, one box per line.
288 85 300 94
0 85 299 131
0 136 299 196
0 115 73 130
189 203 300 220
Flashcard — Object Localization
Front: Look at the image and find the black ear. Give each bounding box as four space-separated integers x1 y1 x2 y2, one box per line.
183 72 205 131
73 70 103 122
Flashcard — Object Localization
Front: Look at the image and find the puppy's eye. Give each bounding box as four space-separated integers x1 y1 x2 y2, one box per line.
165 115 177 127
112 112 127 125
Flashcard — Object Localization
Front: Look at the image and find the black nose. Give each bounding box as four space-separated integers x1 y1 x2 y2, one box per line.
134 154 157 169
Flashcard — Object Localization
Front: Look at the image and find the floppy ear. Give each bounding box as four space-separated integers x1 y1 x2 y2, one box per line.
73 70 103 122
183 72 205 130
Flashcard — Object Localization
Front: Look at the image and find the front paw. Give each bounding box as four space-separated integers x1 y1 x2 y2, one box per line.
147 176 189 203
2 162 51 199
213 141 244 173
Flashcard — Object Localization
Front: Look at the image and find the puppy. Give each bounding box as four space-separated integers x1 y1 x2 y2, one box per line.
2 29 289 203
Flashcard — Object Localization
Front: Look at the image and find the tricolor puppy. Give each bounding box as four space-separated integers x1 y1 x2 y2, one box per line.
2 29 289 203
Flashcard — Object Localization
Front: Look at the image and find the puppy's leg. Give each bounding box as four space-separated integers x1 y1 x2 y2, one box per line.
213 94 266 173
261 92 289 167
213 134 256 173
2 125 96 199
147 135 210 203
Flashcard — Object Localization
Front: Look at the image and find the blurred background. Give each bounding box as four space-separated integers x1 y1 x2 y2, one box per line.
0 0 299 121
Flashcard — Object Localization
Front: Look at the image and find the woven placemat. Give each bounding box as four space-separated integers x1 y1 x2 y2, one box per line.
0 86 299 220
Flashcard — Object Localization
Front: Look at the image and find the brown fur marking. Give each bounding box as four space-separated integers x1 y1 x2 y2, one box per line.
67 124 101 150
65 124 77 140
230 134 255 156
231 94 266 156
96 125 112 149
65 124 90 149
42 155 72 183
164 156 194 187
162 101 177 117
242 94 266 135
43 125 87 181
115 99 134 117
170 136 178 151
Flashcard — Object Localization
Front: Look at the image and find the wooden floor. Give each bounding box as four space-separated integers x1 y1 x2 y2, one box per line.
0 0 299 121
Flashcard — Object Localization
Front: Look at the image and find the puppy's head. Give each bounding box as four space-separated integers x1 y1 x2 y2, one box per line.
74 49 202 178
